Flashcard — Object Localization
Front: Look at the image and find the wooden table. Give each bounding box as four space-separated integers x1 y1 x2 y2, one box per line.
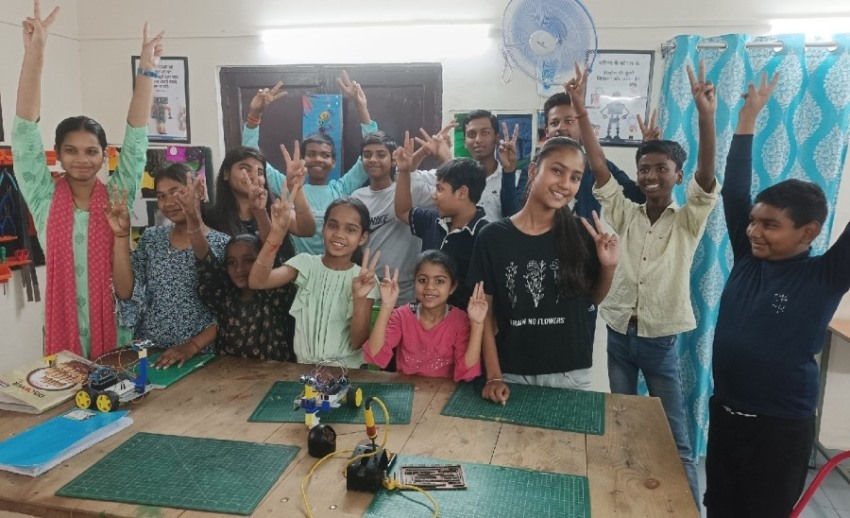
0 357 698 517
814 318 850 484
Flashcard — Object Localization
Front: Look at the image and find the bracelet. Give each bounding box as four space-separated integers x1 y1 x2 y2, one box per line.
247 115 261 126
254 258 273 268
575 111 588 119
187 225 205 234
485 378 504 384
137 67 158 78
114 233 130 238
265 240 282 247
186 338 202 353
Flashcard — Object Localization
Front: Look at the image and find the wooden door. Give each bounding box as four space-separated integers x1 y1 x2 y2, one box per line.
220 64 443 175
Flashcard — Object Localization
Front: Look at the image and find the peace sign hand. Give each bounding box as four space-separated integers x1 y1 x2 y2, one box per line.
580 210 619 267
378 265 400 309
269 182 299 234
466 282 488 325
281 141 307 190
687 60 716 115
337 70 367 107
174 173 204 224
637 108 662 142
103 185 131 238
249 81 287 116
394 131 415 173
741 71 780 118
240 168 268 211
352 248 381 300
498 122 519 172
564 62 590 110
139 22 165 71
22 0 59 49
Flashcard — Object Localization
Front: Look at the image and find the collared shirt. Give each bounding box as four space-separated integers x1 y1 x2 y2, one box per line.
593 177 719 337
409 206 488 309
479 164 504 221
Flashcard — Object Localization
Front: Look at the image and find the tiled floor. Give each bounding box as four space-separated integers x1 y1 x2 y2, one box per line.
696 449 850 517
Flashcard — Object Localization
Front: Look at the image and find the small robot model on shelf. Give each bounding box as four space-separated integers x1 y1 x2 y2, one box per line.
74 342 153 412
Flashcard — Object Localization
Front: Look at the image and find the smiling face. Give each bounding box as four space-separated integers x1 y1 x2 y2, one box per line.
225 240 258 291
414 261 456 309
155 177 187 224
227 158 265 197
304 142 335 185
361 143 393 180
527 145 585 211
546 104 581 141
636 152 681 203
463 117 498 162
56 130 105 184
746 203 820 260
322 204 368 259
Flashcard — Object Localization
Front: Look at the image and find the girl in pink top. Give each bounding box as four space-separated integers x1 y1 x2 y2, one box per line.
365 250 487 381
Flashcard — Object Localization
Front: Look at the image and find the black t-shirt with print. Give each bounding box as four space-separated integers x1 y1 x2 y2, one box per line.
467 217 599 375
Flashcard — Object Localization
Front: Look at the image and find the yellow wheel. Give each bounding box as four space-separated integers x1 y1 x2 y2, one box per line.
346 386 364 409
95 391 119 412
75 388 93 410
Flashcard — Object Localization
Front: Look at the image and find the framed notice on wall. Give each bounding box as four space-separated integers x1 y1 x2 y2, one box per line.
585 50 655 147
131 56 190 143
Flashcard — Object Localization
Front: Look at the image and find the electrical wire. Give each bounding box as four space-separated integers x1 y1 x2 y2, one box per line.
382 476 439 518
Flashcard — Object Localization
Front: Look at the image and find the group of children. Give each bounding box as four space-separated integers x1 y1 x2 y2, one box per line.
11 2 850 517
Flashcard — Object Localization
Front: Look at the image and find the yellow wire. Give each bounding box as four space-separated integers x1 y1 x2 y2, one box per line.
301 448 354 518
382 477 439 518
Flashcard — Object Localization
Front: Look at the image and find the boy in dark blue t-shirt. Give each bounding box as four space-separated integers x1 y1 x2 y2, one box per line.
395 133 488 310
706 72 850 518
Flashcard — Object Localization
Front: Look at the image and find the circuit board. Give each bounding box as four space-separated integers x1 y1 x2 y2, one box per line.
56 432 299 515
249 381 414 424
366 454 591 517
440 382 605 435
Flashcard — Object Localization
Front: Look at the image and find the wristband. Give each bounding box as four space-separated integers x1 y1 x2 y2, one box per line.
113 233 130 238
247 115 262 126
137 67 158 78
186 338 202 353
265 240 282 249
485 378 504 384
187 225 204 234
254 258 273 268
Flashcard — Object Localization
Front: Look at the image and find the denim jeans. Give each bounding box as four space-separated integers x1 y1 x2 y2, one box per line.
607 324 701 510
502 368 592 391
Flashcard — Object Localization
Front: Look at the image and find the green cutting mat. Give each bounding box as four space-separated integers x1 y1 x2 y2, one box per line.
441 382 605 435
249 381 414 424
56 432 298 515
133 352 215 387
365 454 590 518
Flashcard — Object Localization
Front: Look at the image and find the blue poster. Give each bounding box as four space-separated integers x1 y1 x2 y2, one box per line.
302 94 343 180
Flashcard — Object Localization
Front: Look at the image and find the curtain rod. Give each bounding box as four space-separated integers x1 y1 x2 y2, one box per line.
661 40 838 51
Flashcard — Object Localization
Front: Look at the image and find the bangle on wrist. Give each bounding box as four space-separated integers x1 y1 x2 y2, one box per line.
137 67 158 78
247 115 261 126
114 233 129 238
187 225 205 235
265 240 282 248
485 378 504 384
255 258 273 268
186 338 202 353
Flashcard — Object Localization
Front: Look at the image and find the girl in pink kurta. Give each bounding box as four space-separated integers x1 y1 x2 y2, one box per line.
364 250 487 382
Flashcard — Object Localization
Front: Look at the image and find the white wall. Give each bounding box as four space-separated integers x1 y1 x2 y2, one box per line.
2 0 849 446
0 0 81 370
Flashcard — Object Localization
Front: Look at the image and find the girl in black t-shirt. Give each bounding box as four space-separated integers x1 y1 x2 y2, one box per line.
468 137 619 404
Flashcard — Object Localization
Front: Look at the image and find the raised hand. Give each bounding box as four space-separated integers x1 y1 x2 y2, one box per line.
564 62 589 111
637 108 662 141
687 60 716 115
240 168 268 211
22 0 59 49
498 122 519 172
414 128 441 157
378 265 400 309
393 131 415 173
139 22 165 71
741 71 780 117
352 248 381 299
269 183 298 234
581 211 619 267
281 141 306 190
249 81 287 116
337 70 367 106
174 173 204 223
466 282 488 325
103 185 131 238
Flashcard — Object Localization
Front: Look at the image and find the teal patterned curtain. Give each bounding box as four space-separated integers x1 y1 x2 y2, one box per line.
656 33 850 458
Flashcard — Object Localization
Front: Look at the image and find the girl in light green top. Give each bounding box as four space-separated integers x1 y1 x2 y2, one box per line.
249 195 380 368
11 0 163 359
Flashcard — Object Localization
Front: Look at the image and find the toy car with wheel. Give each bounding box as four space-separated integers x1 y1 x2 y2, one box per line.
294 364 364 428
75 347 152 412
